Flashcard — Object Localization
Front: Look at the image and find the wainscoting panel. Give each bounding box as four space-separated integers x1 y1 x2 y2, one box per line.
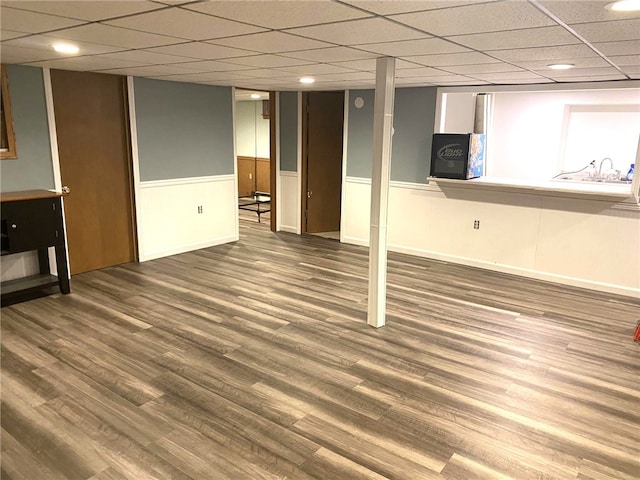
137 175 237 261
341 176 640 297
279 172 299 233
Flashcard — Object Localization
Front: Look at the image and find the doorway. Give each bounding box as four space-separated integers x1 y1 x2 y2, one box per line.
235 89 276 230
301 91 344 236
50 70 136 275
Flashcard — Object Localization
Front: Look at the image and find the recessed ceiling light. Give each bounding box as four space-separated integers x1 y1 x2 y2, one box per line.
300 77 315 84
605 0 640 11
548 64 574 70
250 93 261 99
52 42 79 54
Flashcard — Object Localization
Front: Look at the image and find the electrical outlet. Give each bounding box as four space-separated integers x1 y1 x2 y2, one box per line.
197 205 203 214
473 220 480 230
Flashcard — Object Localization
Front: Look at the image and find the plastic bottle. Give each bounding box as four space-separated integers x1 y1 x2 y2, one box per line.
626 163 635 181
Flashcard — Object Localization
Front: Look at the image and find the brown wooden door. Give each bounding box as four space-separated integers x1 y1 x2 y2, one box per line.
304 91 344 233
51 70 136 275
237 156 255 197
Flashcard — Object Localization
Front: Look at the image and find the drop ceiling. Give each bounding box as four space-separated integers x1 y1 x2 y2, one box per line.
1 0 639 90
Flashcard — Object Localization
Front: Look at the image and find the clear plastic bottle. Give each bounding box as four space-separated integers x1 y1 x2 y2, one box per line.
626 163 635 182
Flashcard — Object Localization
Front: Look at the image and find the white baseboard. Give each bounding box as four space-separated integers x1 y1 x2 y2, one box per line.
279 225 298 233
341 235 368 247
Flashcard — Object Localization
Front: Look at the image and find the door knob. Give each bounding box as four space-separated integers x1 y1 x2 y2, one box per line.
61 185 70 194
307 191 312 198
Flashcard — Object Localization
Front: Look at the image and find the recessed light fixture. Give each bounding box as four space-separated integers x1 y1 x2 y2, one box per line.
605 0 640 11
250 93 261 99
548 64 574 70
300 77 315 84
52 42 79 54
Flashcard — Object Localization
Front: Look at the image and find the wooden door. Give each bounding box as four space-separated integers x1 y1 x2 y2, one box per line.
255 157 270 193
237 156 255 197
51 70 136 275
303 92 344 233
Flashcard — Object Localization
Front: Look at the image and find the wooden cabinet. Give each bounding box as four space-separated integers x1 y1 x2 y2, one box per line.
1 190 70 304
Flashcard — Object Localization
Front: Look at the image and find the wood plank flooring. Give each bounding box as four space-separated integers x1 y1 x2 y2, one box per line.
2 216 639 479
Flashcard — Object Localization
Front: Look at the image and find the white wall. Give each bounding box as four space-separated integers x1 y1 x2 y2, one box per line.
136 176 238 261
488 88 640 180
342 177 640 297
236 101 269 158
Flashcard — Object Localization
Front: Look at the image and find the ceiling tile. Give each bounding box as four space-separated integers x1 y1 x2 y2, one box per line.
286 17 425 45
593 40 640 56
95 50 197 66
358 37 469 56
2 1 163 22
156 60 255 72
538 0 640 24
390 2 555 36
608 55 640 66
342 0 495 15
97 64 209 76
184 1 372 29
220 54 314 68
533 66 626 77
0 29 28 41
510 57 610 69
52 24 187 49
26 55 151 71
398 74 478 83
0 44 61 63
571 19 640 43
274 63 359 75
620 65 640 75
448 26 581 51
230 68 293 79
145 42 257 60
281 46 379 62
490 44 599 62
150 71 256 82
444 63 525 74
210 31 331 54
106 8 266 41
550 73 627 82
406 51 497 67
395 66 450 77
0 6 86 33
470 71 548 81
2 34 125 56
328 58 421 71
313 71 375 82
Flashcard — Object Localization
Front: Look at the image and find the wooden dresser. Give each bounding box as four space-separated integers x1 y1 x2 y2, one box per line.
1 189 70 304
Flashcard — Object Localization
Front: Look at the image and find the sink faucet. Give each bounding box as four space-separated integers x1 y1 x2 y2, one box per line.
598 157 614 177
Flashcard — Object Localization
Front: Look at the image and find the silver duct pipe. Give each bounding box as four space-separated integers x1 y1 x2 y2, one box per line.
473 93 489 134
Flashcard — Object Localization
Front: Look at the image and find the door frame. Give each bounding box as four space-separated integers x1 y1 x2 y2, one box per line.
300 92 309 234
42 68 66 276
234 87 277 233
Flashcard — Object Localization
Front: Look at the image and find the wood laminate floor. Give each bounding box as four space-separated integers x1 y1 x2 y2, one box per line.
2 217 639 479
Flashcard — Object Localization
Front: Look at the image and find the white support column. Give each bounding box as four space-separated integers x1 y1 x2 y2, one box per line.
367 57 396 328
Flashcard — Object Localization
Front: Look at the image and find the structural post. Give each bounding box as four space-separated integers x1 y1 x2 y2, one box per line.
367 57 396 328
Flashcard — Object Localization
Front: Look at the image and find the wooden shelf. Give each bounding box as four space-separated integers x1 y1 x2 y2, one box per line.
1 273 60 296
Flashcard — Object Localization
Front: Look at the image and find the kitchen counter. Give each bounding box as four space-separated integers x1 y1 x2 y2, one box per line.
429 176 638 202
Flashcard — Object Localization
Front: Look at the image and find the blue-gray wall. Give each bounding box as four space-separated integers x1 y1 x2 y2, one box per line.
346 89 375 179
346 86 437 184
279 92 298 172
133 77 235 181
1 65 54 192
